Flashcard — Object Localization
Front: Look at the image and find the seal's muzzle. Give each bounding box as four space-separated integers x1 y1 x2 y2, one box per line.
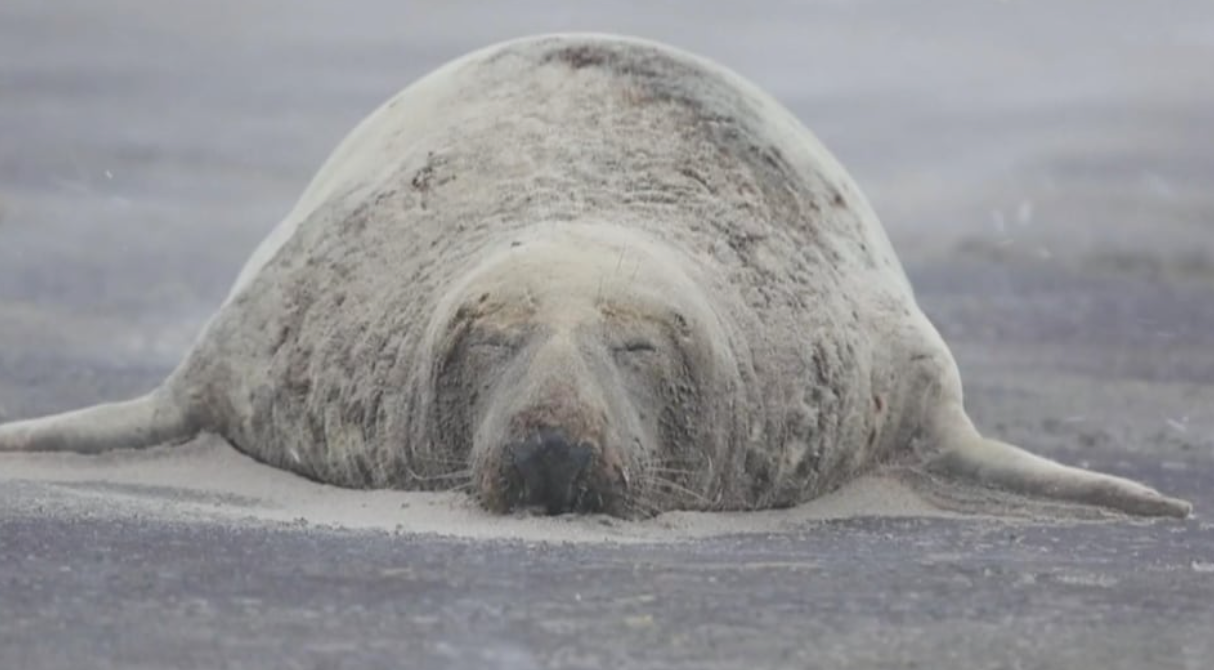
504 427 597 514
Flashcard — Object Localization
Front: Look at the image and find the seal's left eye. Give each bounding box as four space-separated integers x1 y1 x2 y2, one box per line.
464 325 525 352
616 339 656 354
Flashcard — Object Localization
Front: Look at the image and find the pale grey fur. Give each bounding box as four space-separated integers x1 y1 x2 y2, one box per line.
0 34 1191 518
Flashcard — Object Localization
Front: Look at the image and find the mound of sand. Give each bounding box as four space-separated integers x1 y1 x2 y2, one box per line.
0 436 974 543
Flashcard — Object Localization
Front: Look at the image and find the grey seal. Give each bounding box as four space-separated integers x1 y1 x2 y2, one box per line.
0 34 1191 518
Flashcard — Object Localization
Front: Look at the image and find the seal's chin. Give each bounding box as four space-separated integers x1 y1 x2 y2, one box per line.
477 426 632 517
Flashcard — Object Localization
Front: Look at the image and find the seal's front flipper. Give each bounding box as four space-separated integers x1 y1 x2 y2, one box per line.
925 404 1192 519
0 388 197 454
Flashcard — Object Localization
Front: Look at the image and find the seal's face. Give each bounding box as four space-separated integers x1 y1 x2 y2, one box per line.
431 228 727 517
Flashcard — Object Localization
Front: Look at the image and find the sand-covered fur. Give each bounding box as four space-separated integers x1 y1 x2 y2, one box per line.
0 34 1191 518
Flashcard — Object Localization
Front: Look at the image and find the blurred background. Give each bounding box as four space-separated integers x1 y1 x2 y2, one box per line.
2 3 1213 668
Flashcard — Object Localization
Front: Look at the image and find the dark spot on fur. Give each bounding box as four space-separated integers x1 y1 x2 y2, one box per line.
270 324 291 356
283 345 312 397
744 450 774 500
547 44 611 69
539 42 724 122
873 395 884 413
344 213 368 234
410 152 454 210
678 166 714 194
831 190 847 208
759 145 786 172
671 311 691 338
411 153 437 191
810 344 830 385
867 427 877 448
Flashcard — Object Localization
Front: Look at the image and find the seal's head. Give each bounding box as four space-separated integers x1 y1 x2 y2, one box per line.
427 225 737 517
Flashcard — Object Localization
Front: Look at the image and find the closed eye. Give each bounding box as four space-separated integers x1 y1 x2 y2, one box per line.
468 331 523 350
616 339 656 354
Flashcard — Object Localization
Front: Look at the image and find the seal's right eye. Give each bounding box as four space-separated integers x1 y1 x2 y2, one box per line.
466 327 526 353
469 333 515 349
449 328 524 381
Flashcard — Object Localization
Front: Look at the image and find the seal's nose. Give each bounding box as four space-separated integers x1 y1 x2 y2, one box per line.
506 427 594 515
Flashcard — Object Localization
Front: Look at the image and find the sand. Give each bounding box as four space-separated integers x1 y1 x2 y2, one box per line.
0 436 963 543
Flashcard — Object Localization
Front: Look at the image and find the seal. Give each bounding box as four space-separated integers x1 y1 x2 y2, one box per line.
0 33 1191 518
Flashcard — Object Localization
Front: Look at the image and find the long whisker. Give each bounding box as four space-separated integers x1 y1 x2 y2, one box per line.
406 468 473 483
647 466 697 477
407 455 471 467
656 455 712 470
639 475 714 506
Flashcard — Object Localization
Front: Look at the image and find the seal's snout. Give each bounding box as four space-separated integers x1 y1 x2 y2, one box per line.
505 427 596 515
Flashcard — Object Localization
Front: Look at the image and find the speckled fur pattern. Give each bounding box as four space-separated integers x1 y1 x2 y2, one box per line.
0 34 1191 518
164 34 950 510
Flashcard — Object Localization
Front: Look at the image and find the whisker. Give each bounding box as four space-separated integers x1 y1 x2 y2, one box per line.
647 466 696 477
406 467 473 483
639 475 713 505
656 455 712 470
408 456 470 466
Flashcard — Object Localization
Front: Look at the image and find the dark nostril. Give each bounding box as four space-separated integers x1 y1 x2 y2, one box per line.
507 427 595 515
